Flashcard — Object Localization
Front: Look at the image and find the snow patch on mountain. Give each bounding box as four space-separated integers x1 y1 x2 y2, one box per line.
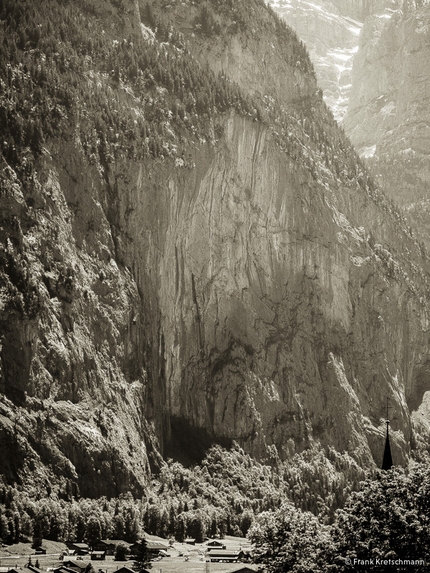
267 0 362 121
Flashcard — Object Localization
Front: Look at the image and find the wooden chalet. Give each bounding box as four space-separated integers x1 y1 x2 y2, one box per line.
54 567 76 573
145 540 169 558
115 568 150 573
94 540 131 555
207 540 225 548
60 561 88 572
66 544 90 556
208 549 243 563
113 567 135 573
90 552 106 561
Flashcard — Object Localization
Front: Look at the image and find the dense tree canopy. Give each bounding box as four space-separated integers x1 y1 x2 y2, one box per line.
248 503 328 573
322 464 430 571
0 442 363 546
249 462 430 572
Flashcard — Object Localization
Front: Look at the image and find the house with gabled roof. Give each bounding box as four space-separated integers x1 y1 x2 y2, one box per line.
207 539 226 549
66 544 89 556
227 566 259 573
94 540 131 555
208 549 243 563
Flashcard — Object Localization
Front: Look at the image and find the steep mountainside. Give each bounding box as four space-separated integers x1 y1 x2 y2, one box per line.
1 0 430 497
344 1 430 241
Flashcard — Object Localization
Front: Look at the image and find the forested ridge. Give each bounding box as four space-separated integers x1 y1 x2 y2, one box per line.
0 0 410 215
0 0 256 171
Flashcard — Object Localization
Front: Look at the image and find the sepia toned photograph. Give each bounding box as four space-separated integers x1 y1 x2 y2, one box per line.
1 0 430 571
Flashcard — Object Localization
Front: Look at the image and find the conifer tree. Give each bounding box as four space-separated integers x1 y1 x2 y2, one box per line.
133 538 150 572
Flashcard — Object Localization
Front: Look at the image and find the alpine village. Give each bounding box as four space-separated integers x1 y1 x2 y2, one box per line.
1 0 430 572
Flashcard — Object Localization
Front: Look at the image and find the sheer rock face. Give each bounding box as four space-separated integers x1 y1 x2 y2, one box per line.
1 0 430 495
110 107 430 469
345 6 430 156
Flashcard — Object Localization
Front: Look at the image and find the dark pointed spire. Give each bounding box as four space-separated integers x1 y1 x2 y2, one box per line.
382 420 393 470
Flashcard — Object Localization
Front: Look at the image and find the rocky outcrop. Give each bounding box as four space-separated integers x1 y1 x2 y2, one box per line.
268 1 430 241
345 6 430 156
267 0 361 120
0 144 163 496
330 0 397 20
269 0 430 242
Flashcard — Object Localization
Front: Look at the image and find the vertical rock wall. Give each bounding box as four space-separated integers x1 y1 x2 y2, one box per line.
109 111 430 468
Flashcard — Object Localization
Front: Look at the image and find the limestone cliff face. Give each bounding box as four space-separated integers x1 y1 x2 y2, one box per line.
344 3 430 215
2 0 430 495
108 100 430 467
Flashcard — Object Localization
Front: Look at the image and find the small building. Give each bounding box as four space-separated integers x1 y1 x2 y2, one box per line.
207 540 225 549
27 566 44 573
227 566 259 573
114 567 135 573
94 540 131 555
66 544 90 556
33 547 47 555
184 538 196 545
90 552 106 561
60 561 88 572
93 541 110 553
53 567 73 573
208 550 243 563
145 540 169 558
116 568 149 573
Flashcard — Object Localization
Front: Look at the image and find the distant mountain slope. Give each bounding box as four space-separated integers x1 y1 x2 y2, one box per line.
269 0 430 244
266 1 399 121
267 0 362 120
343 1 430 243
1 0 430 497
